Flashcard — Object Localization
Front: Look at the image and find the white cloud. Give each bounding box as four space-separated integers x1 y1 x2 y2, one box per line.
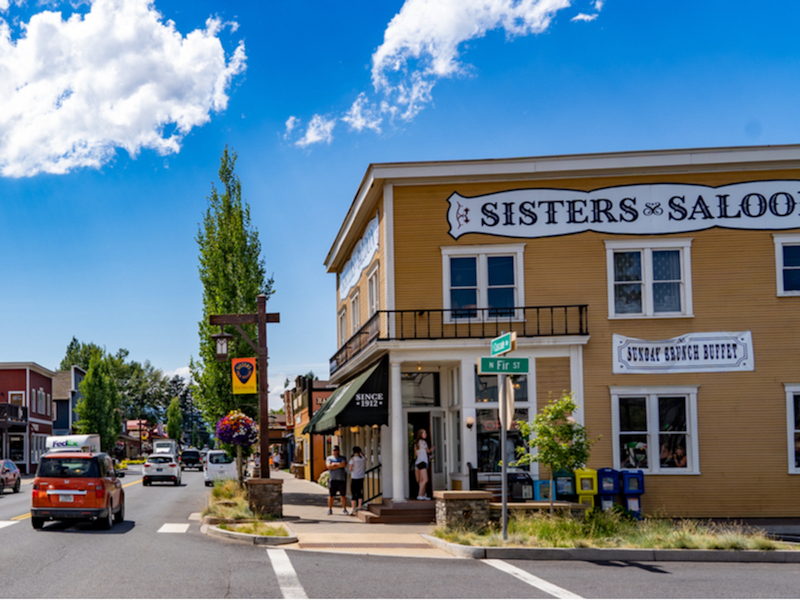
342 92 383 133
284 115 299 138
165 365 192 381
0 0 246 177
295 114 336 148
289 0 598 146
571 12 597 21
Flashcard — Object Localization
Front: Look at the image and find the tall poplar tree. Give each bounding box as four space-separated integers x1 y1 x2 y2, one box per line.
75 352 122 454
191 147 274 426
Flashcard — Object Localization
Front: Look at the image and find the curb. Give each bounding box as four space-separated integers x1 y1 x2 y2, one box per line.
202 522 298 546
421 536 800 563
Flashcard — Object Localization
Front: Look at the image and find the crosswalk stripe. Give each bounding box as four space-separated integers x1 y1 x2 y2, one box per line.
267 549 307 599
484 559 583 599
158 523 190 533
0 521 18 529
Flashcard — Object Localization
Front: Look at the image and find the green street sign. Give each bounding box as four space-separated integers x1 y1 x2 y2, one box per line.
479 356 529 375
491 331 517 356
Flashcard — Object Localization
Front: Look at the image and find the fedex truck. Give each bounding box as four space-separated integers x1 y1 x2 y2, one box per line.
45 434 101 454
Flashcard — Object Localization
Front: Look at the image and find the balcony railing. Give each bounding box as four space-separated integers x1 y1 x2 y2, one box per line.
330 305 588 375
0 404 27 423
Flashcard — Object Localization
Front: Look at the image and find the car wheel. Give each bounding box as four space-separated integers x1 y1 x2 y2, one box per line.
174 476 180 486
99 502 114 530
31 517 44 530
13 477 20 493
143 477 149 486
114 494 125 524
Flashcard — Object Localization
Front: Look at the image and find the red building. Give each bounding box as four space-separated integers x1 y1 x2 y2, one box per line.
0 363 54 474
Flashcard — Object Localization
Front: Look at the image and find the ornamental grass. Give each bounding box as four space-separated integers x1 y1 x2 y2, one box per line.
434 510 793 550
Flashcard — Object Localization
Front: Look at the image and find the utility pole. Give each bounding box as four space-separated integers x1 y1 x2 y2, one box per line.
210 294 279 478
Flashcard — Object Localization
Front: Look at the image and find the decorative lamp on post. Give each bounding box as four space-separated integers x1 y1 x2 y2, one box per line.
212 329 233 362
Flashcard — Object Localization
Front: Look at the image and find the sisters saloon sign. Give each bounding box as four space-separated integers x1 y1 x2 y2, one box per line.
447 181 800 239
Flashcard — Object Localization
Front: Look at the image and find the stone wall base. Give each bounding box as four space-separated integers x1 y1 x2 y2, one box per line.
434 491 492 530
246 478 283 518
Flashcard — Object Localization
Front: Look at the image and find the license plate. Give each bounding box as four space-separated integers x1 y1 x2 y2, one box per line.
60 495 74 503
156 468 163 472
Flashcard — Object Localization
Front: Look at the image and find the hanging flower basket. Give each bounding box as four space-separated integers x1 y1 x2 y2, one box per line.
216 410 259 447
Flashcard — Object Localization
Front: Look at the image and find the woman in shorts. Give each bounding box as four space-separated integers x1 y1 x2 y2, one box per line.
414 429 434 500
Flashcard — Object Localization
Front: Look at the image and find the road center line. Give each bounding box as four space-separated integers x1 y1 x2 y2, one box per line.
484 559 583 599
266 548 308 600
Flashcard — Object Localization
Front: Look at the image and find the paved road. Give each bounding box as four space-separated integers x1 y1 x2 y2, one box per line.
0 470 798 598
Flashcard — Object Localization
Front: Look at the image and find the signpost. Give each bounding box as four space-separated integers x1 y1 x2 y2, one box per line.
484 333 526 541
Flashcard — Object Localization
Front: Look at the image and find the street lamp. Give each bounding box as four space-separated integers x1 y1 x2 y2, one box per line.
211 329 234 362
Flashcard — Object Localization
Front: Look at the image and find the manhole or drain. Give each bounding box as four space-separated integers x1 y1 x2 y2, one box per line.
298 543 431 549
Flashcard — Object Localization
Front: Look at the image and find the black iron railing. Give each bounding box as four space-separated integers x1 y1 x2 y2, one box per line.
364 463 382 504
0 404 27 423
330 305 588 375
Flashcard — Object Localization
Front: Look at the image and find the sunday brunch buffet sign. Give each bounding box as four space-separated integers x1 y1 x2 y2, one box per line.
612 332 754 374
447 181 800 239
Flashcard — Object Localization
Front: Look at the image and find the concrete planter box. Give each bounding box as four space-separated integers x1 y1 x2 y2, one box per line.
204 522 298 546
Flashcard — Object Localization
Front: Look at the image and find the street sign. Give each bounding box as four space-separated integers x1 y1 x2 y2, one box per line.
479 356 529 374
490 331 517 356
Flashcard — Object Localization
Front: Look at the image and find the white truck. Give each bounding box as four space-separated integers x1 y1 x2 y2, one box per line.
45 434 101 454
151 439 179 457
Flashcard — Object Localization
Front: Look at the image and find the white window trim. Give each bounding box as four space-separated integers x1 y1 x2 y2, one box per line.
610 385 700 475
773 234 800 297
350 291 361 335
442 244 526 324
605 239 694 319
338 308 347 346
367 263 380 317
9 391 24 407
784 384 800 474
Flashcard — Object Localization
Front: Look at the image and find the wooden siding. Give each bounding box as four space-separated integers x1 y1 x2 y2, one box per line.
386 168 800 517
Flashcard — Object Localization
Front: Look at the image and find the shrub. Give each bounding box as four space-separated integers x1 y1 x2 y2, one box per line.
317 470 330 488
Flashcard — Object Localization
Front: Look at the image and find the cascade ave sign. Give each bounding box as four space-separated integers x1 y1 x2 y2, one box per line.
479 356 529 375
491 332 517 356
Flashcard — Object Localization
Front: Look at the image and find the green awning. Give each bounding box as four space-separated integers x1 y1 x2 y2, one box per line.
303 357 388 435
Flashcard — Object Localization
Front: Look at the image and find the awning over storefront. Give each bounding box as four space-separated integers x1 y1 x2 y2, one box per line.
303 357 388 434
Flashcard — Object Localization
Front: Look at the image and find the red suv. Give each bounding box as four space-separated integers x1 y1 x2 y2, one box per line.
31 452 125 530
0 459 21 494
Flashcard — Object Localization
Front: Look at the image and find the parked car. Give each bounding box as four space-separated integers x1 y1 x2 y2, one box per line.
142 454 181 486
179 449 202 470
0 459 21 494
204 450 237 486
30 452 125 530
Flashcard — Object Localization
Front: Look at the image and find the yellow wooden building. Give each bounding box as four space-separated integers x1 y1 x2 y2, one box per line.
317 144 800 517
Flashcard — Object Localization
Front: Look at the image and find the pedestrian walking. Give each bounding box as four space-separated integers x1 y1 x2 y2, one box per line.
414 429 434 500
348 446 367 514
326 445 349 515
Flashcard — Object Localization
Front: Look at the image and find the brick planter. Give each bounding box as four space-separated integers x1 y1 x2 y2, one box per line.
246 478 283 518
433 491 493 530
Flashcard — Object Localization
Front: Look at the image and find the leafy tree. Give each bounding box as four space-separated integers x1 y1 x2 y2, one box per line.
166 397 183 441
191 147 274 426
58 337 105 371
514 393 596 513
75 352 122 454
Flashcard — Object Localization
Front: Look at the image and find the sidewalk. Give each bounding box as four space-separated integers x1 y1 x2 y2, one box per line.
270 469 455 558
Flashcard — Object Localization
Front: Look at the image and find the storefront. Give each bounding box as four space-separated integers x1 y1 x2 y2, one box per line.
324 145 800 516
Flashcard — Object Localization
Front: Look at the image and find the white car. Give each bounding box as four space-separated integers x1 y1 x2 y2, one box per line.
204 450 237 486
142 453 182 486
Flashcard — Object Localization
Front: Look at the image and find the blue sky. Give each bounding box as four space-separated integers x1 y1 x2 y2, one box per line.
2 0 800 407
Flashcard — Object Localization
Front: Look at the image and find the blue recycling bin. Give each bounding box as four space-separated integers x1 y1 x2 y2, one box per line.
533 479 551 501
620 470 645 518
596 467 620 511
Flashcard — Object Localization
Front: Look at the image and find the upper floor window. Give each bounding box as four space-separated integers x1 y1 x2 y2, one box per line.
338 308 347 346
367 265 379 317
350 292 360 335
442 244 525 321
773 234 800 296
610 386 699 474
605 239 693 318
